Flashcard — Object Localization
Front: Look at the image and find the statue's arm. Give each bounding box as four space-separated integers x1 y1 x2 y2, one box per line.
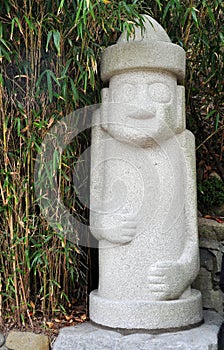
90 108 106 241
178 130 200 283
173 88 199 283
148 130 200 300
90 116 137 244
90 90 137 244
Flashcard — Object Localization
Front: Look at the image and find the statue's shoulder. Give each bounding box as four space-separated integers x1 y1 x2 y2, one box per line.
176 129 195 147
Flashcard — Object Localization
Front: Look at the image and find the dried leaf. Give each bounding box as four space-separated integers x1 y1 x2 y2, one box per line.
30 301 35 309
46 322 54 328
54 318 61 323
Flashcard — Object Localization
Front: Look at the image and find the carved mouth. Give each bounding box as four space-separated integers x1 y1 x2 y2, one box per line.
128 111 155 120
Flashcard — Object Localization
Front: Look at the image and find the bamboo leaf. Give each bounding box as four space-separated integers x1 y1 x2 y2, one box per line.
191 7 199 27
207 6 215 24
24 16 37 34
0 38 10 51
53 30 61 56
47 71 53 102
0 73 4 86
57 0 65 15
46 30 53 52
215 113 220 131
69 78 79 103
10 17 23 40
205 110 217 119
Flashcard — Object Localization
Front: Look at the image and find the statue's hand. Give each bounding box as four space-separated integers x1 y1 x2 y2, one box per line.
90 218 137 244
148 261 186 300
113 220 137 244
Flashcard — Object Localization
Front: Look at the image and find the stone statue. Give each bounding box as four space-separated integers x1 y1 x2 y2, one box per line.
89 15 202 330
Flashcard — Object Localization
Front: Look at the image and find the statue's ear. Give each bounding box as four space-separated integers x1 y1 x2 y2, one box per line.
102 87 109 102
101 88 109 125
176 86 186 133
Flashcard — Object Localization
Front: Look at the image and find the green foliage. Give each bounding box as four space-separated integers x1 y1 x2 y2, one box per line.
198 177 224 214
0 0 144 325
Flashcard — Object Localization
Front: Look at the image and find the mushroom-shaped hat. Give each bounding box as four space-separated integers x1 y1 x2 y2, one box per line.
101 15 185 83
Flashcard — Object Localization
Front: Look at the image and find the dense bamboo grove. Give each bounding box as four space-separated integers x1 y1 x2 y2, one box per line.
0 0 223 326
0 0 144 325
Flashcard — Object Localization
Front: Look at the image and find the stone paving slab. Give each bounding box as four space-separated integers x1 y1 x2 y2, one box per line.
53 310 223 350
6 331 49 350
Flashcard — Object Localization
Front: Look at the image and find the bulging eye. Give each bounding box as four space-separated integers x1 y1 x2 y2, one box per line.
148 83 172 103
112 83 135 103
123 83 135 101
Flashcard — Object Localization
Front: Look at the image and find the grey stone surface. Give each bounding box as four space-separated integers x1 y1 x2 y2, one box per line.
193 268 223 314
198 217 224 242
89 14 202 330
53 311 222 350
90 289 203 330
0 333 5 347
6 331 49 350
193 219 224 315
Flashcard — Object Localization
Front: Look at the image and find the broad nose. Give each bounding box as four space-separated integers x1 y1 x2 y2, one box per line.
124 84 157 119
128 85 156 119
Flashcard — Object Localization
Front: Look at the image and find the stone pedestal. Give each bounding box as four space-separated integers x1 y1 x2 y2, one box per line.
90 289 202 330
53 310 222 350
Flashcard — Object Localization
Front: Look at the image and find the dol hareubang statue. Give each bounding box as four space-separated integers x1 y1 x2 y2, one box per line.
89 16 203 330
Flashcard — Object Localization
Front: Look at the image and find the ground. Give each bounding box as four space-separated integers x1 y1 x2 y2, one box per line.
0 302 87 348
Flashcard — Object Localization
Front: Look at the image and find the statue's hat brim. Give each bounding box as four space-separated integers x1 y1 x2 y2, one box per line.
101 40 186 84
101 15 186 83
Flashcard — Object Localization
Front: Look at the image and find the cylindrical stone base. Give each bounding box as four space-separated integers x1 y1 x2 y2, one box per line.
90 289 203 331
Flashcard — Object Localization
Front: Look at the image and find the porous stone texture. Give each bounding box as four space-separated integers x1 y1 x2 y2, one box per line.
193 218 224 314
6 331 49 350
90 289 202 330
198 217 224 241
53 310 222 350
89 14 202 330
0 333 5 347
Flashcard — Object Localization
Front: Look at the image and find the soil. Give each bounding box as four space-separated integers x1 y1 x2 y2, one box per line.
0 302 87 349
